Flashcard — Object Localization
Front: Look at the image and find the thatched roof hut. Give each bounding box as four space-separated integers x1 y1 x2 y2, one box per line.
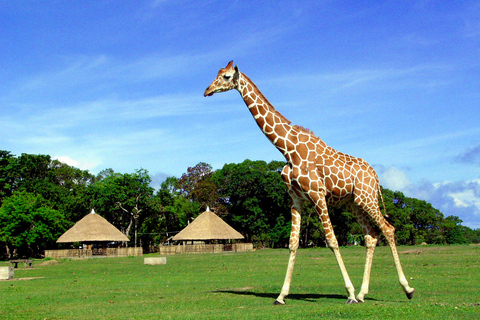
172 207 244 241
57 209 129 243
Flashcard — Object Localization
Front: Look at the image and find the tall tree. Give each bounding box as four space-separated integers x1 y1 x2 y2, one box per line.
4 153 52 194
177 162 218 209
155 176 201 233
212 160 291 247
0 150 15 204
0 191 68 258
0 152 94 221
443 215 468 244
91 169 154 246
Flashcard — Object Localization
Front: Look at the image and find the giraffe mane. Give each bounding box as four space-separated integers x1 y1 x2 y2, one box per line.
241 74 292 125
241 73 321 141
292 125 317 137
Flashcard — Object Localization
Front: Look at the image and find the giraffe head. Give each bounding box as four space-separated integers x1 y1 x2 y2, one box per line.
204 61 239 97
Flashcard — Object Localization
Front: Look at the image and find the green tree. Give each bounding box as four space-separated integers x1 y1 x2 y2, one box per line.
443 216 468 244
380 189 414 245
409 198 444 244
6 153 52 193
212 159 290 247
0 191 68 258
153 176 201 237
91 169 154 246
0 150 15 204
329 206 359 246
300 200 325 247
380 188 445 245
0 152 95 222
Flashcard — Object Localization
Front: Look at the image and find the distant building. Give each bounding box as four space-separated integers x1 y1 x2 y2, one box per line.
45 209 141 258
161 207 253 254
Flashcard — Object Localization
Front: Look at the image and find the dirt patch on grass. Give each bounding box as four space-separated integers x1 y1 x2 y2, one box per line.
399 249 423 254
399 246 449 255
39 260 60 266
1 277 44 281
231 287 255 291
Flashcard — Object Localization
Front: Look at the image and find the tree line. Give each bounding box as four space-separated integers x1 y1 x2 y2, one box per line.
1 150 479 259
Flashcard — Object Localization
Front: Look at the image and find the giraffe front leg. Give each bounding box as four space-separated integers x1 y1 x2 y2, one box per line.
349 204 379 303
328 239 358 304
356 234 377 303
275 206 301 305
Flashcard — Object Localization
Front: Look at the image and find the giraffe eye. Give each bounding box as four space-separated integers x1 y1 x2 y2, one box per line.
223 75 231 80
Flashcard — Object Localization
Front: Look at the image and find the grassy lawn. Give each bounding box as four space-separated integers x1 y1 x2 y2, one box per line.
1 245 479 319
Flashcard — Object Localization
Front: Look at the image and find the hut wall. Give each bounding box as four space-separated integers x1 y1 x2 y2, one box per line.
106 247 143 257
159 243 253 255
45 247 142 259
45 249 92 259
233 243 254 252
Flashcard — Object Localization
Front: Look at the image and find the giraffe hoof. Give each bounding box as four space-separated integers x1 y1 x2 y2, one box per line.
346 298 358 304
406 288 415 300
274 300 285 305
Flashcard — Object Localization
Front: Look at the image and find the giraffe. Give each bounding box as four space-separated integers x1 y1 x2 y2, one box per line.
204 61 415 304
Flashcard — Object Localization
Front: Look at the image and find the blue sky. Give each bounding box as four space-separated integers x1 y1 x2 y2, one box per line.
2 1 480 228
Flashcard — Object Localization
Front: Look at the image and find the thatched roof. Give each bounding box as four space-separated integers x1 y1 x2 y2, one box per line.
172 208 244 241
57 209 129 243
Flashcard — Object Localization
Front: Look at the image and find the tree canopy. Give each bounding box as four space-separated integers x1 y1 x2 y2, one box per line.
1 149 478 259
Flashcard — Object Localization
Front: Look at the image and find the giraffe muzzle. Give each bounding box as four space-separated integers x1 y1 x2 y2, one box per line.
204 86 215 97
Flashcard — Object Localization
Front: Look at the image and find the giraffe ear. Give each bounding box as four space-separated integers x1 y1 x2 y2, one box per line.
233 65 240 82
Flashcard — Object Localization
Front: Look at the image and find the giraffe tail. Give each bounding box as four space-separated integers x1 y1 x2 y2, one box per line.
377 182 389 218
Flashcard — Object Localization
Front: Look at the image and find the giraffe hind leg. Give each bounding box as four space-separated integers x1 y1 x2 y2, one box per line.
375 214 415 299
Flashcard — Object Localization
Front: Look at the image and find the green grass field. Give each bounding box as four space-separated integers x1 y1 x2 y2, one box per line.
1 245 479 319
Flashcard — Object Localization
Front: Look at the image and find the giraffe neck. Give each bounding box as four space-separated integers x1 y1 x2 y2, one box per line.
236 73 295 156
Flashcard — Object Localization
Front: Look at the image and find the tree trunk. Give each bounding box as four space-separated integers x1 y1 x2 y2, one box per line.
125 216 134 240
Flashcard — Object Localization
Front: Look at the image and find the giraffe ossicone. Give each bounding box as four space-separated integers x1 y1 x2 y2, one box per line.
204 61 415 305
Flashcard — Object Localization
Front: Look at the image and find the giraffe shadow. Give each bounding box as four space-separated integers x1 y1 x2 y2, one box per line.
211 289 377 303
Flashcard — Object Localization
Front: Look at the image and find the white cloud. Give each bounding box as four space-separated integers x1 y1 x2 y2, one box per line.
53 156 80 168
449 190 475 208
411 180 480 229
378 166 480 229
381 166 412 191
53 155 101 172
